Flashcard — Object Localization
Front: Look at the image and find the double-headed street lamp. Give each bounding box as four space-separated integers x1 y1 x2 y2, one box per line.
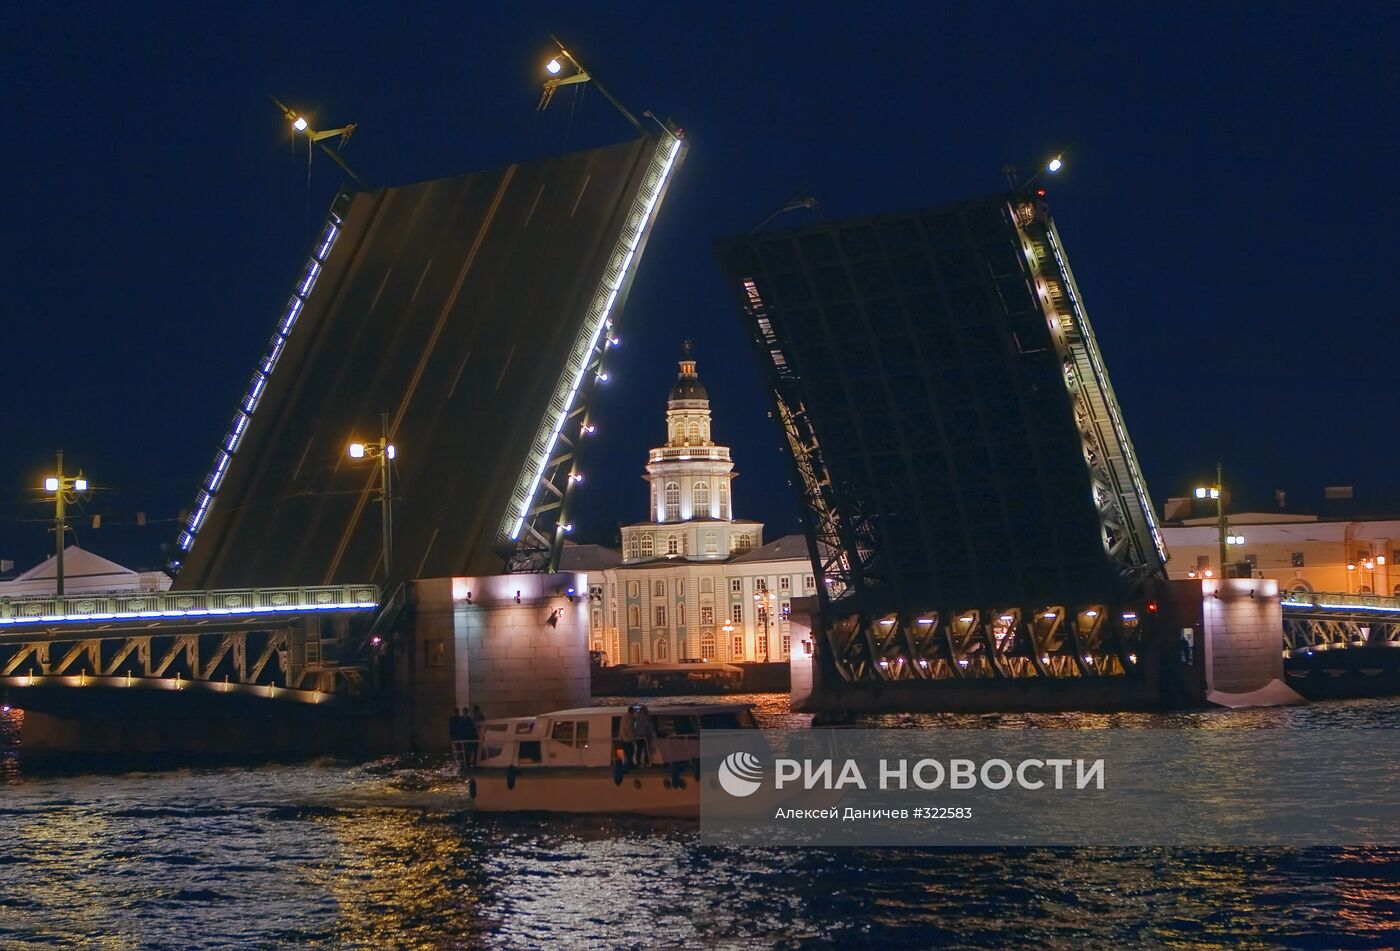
1194 463 1246 578
348 413 397 580
43 450 89 595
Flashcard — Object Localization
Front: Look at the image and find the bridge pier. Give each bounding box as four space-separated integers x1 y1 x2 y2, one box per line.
1193 578 1304 708
395 573 591 753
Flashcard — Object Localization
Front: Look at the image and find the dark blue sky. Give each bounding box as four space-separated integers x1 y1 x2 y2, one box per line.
3 2 1398 571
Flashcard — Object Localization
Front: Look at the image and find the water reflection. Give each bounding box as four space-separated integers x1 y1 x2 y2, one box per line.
0 698 1396 946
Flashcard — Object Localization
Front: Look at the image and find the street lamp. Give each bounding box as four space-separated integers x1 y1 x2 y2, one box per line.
1193 463 1233 578
270 96 371 190
42 450 90 595
752 590 778 660
347 413 397 580
1003 152 1066 190
537 34 644 132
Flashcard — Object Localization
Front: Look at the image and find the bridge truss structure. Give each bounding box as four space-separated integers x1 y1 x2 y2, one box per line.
0 585 380 705
717 192 1167 683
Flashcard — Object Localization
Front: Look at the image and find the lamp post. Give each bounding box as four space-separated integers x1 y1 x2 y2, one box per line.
348 413 397 580
1193 463 1245 578
43 450 89 595
753 590 777 661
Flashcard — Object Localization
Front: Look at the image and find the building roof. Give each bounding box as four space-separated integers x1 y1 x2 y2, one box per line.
557 543 624 571
729 534 813 564
0 545 171 597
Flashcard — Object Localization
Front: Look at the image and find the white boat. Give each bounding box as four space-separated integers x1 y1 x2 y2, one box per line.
465 703 758 816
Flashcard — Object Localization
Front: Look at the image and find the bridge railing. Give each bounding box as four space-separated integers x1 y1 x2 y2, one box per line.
0 584 381 628
1279 590 1400 613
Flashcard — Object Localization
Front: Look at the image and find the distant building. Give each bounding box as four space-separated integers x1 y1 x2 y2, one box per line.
0 545 172 598
562 345 816 665
1160 487 1400 595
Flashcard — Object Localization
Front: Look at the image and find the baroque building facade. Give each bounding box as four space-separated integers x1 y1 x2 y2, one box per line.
562 345 816 666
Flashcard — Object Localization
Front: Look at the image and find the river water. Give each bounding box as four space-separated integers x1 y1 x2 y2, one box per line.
1 696 1397 949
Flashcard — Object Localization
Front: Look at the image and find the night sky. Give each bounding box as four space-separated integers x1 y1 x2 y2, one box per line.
3 2 1398 573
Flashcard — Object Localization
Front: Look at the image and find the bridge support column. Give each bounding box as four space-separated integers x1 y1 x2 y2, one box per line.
1198 578 1304 708
400 573 591 752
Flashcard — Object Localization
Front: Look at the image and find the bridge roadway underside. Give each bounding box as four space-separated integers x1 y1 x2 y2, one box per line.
10 685 395 758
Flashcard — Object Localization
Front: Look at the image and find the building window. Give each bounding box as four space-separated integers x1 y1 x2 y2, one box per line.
656 606 667 626
630 642 642 664
755 578 767 593
641 535 654 557
627 536 640 560
628 581 639 599
667 535 679 555
628 605 640 629
705 532 718 554
779 577 790 591
731 579 742 593
1196 555 1210 569
720 483 730 519
781 601 791 618
688 422 700 441
1291 552 1305 568
701 605 714 625
665 482 680 521
700 577 713 594
591 609 601 630
701 631 716 659
654 580 666 597
732 634 744 658
730 603 743 623
736 534 753 553
781 633 791 658
805 575 815 591
677 604 685 626
694 481 709 509
756 632 768 660
655 638 669 660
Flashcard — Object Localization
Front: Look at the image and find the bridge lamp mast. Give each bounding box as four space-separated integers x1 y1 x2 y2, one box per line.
348 413 397 580
1193 463 1232 578
42 450 90 595
271 96 371 190
538 35 645 133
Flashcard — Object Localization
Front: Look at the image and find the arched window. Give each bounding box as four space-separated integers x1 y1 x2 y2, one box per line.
1393 583 1400 597
655 638 669 661
1360 585 1373 594
665 482 680 521
694 481 709 510
668 535 679 555
688 422 700 441
628 581 639 598
677 603 685 626
627 536 640 560
700 577 713 594
630 642 641 664
641 535 654 557
701 631 716 660
627 605 640 629
719 483 730 519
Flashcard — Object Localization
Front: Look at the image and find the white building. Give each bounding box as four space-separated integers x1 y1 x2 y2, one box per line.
562 345 816 665
0 545 172 598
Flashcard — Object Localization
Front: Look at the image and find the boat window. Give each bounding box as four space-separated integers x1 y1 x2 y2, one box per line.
513 720 536 735
550 720 590 747
610 715 622 739
517 741 542 764
480 726 507 760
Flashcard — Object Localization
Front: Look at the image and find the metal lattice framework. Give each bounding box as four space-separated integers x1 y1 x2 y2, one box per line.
1281 590 1400 655
717 193 1167 683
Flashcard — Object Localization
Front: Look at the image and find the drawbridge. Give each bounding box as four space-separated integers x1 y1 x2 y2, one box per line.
717 191 1168 686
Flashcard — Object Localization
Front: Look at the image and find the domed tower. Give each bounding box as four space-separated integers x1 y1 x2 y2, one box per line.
620 341 761 563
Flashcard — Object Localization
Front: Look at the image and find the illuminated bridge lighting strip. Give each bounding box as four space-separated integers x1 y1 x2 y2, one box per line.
175 196 350 562
0 584 379 628
505 134 685 543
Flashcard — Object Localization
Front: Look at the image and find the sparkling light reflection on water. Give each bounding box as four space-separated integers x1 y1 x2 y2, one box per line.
1 696 1397 948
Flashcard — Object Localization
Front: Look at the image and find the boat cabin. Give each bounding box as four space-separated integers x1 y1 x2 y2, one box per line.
476 703 757 770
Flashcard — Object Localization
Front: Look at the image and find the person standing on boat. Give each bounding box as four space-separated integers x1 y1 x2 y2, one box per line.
619 705 637 768
461 710 480 769
449 708 468 768
634 705 658 767
470 705 486 730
